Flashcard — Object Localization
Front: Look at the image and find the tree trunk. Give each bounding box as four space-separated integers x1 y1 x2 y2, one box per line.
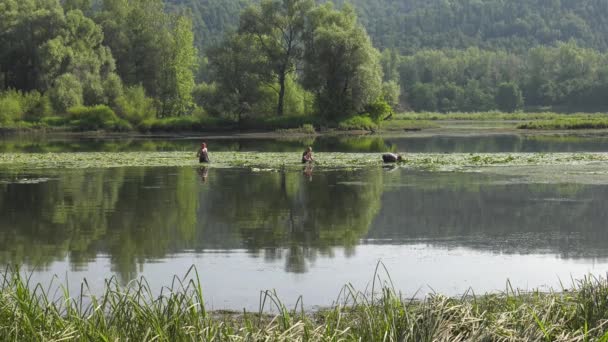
277 70 286 116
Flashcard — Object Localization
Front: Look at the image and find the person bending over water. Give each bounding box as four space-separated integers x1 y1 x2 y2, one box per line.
382 152 403 163
197 142 210 163
302 146 314 163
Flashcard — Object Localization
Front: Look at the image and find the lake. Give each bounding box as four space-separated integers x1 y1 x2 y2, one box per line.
1 133 608 310
5 131 608 153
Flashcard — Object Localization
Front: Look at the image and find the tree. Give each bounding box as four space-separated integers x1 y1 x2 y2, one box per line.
96 0 198 117
239 0 314 116
495 82 524 112
48 73 83 113
0 0 66 91
408 83 436 111
303 4 382 121
160 16 197 116
206 34 270 121
381 80 401 110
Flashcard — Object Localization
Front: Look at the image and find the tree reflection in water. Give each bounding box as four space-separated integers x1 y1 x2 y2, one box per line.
0 167 384 281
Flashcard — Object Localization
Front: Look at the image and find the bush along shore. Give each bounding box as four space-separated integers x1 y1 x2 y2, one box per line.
1 266 608 341
7 109 608 133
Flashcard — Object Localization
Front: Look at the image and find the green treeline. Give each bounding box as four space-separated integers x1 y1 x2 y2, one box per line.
170 0 608 114
166 0 608 54
0 0 198 127
4 0 608 131
388 43 608 112
0 0 393 131
342 0 608 54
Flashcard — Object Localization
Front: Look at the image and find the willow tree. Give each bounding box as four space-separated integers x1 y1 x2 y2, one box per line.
303 4 383 121
239 0 314 116
160 16 197 116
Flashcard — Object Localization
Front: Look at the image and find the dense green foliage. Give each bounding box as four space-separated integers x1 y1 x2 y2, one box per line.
5 0 608 131
0 0 392 131
167 0 608 114
397 43 608 112
165 0 608 54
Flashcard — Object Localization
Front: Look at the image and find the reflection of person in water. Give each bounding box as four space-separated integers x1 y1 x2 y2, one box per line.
197 142 210 163
197 167 209 183
302 146 314 163
303 163 313 181
382 152 403 163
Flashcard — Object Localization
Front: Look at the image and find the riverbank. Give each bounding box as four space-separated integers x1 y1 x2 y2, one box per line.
5 111 608 136
1 267 607 341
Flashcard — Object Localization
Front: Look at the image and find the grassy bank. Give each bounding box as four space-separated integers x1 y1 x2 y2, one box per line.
7 109 608 133
518 118 608 130
1 267 608 341
395 111 608 122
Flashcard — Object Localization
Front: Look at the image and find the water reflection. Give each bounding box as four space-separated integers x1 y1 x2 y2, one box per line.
5 133 608 153
0 135 393 153
375 172 608 259
1 167 608 286
0 167 383 280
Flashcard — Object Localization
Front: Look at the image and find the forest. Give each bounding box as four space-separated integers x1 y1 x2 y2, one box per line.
2 0 608 131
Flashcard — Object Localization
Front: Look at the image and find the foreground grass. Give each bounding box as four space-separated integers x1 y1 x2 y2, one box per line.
2 267 608 341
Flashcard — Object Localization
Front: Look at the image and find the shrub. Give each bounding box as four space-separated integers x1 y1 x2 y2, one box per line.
22 91 53 122
0 90 54 124
49 73 83 114
115 86 156 126
275 124 316 135
41 116 69 126
338 115 378 131
103 73 124 107
82 73 106 106
239 115 318 130
143 116 231 132
381 80 401 109
364 99 392 123
0 91 24 124
68 105 131 131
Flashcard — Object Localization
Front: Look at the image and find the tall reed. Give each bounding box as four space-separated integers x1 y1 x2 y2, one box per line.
1 265 607 341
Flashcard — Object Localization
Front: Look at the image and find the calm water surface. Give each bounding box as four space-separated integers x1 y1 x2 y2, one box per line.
1 163 608 310
4 132 608 153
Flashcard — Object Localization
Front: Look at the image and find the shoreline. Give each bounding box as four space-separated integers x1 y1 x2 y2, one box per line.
2 266 607 340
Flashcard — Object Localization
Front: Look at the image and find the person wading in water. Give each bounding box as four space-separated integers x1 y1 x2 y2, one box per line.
197 142 210 163
302 146 314 163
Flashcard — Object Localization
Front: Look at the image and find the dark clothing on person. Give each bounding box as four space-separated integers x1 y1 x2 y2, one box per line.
302 151 308 163
198 147 210 163
382 153 400 163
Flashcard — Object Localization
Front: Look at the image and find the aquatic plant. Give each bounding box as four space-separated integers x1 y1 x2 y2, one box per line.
1 265 608 340
1 151 608 171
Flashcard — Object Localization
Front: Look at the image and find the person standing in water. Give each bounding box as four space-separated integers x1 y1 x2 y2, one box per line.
197 142 210 163
302 146 314 163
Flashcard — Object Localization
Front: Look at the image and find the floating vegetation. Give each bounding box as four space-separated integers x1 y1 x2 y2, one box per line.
2 152 608 174
0 177 52 184
2 266 608 340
